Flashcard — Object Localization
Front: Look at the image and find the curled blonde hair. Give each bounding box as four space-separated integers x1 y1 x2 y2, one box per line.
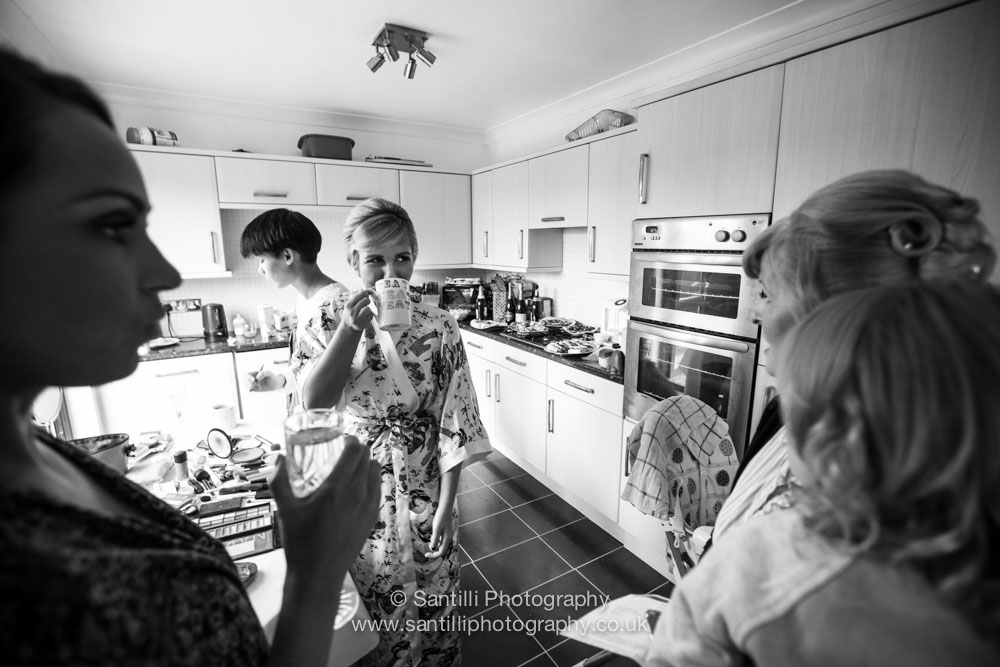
743 170 996 323
776 281 1000 641
342 197 419 269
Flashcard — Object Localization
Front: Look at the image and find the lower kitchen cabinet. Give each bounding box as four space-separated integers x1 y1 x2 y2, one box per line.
545 362 624 521
234 348 293 429
462 332 497 439
493 350 548 473
96 353 240 444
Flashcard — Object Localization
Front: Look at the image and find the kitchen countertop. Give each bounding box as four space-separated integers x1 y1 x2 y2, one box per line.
139 333 290 361
457 321 624 385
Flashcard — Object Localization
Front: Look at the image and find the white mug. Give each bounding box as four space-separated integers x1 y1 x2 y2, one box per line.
212 403 238 430
372 278 412 331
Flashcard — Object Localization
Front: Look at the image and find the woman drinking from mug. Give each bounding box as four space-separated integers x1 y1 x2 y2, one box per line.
299 198 491 667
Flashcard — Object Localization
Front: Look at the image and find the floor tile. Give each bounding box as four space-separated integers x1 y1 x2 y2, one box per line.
648 581 675 600
491 474 554 507
475 537 572 595
459 484 512 525
512 493 585 534
458 469 486 494
539 519 622 568
461 509 536 561
523 653 558 666
461 604 545 667
548 640 640 667
515 571 608 649
458 563 497 619
473 456 528 485
577 548 670 600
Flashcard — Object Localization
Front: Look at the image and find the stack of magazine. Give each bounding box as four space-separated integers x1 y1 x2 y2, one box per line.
365 154 433 167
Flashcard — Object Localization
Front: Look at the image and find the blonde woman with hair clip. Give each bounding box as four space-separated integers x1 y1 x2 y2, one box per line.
644 281 1000 665
297 198 491 667
706 169 996 550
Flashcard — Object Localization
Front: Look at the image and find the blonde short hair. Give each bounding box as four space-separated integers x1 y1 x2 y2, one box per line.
743 170 995 324
776 281 1000 641
342 198 418 269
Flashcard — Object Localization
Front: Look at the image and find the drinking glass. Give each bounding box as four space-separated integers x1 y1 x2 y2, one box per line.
283 408 346 498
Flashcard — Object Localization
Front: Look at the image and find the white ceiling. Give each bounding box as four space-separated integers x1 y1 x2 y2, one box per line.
1 0 944 134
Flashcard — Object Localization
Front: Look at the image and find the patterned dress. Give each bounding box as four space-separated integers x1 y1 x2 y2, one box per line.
294 292 491 667
0 432 269 667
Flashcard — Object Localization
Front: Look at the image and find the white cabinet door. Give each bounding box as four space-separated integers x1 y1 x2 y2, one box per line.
234 348 293 431
546 389 623 521
494 366 548 473
617 417 673 568
773 1 1000 225
587 131 637 276
471 171 493 265
97 353 240 443
130 151 226 278
315 164 399 206
464 347 496 441
491 162 562 270
637 65 783 217
215 157 317 205
529 144 589 229
399 171 471 266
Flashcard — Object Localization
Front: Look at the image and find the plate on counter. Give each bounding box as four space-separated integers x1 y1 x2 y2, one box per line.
148 337 180 349
544 339 597 356
470 319 506 331
563 322 599 336
539 317 576 330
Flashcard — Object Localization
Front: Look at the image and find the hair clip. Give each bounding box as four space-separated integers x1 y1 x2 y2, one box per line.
888 217 943 258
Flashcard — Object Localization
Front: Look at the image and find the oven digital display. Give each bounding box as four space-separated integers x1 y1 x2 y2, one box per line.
644 225 659 234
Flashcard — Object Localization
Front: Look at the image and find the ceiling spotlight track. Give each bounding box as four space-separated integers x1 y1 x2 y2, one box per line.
368 23 436 79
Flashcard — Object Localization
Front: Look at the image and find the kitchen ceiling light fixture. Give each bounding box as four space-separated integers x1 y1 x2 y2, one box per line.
368 23 436 79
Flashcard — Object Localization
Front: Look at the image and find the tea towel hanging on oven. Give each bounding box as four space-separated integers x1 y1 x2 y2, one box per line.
621 395 739 530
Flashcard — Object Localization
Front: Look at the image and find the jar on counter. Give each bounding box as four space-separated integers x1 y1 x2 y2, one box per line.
233 314 247 337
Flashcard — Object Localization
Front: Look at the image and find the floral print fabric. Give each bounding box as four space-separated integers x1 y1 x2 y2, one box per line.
294 293 491 666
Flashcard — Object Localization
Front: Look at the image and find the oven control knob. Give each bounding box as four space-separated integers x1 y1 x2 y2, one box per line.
731 229 747 242
714 230 730 242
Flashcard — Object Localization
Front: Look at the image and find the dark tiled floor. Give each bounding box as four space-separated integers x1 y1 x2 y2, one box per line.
456 451 673 666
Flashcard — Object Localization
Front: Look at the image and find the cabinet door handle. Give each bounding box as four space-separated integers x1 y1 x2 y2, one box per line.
540 216 565 223
564 379 595 394
485 369 491 397
272 359 290 367
155 369 200 378
252 191 289 198
494 373 500 403
588 226 596 262
210 231 219 264
467 341 483 350
504 356 527 367
345 195 371 201
483 231 489 258
547 398 554 433
638 153 649 205
518 230 524 259
624 441 631 476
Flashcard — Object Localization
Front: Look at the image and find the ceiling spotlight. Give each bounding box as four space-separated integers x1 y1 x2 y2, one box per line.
366 49 386 73
415 45 436 67
369 23 434 79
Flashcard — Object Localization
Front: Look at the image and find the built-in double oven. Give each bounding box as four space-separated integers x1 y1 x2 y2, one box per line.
624 214 770 457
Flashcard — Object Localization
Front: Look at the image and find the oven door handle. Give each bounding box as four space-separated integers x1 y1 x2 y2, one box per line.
631 252 744 267
630 320 751 353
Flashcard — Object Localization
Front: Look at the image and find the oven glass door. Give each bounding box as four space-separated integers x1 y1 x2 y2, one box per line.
625 319 757 457
629 252 759 340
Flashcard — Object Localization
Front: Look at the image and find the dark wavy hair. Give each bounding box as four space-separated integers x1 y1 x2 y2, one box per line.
0 48 113 197
239 208 322 263
777 281 1000 642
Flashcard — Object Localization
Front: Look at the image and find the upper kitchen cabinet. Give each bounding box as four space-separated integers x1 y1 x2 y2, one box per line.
315 164 400 206
773 1 1000 227
215 156 317 206
487 161 563 270
528 144 589 229
637 65 783 218
587 130 638 276
399 171 471 267
130 150 229 278
471 171 492 265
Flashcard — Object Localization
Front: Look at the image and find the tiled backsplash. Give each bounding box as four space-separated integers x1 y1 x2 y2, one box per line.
160 210 629 336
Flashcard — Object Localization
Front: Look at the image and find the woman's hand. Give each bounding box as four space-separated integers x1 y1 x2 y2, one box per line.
271 436 380 578
244 368 286 392
425 505 456 559
339 289 376 333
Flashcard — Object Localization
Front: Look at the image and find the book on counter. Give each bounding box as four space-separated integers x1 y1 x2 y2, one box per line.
364 154 433 167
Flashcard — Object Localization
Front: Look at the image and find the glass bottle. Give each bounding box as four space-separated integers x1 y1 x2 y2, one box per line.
505 283 516 323
475 286 489 321
515 297 527 323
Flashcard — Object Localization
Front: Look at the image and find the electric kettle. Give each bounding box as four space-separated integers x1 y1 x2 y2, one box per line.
601 298 629 344
202 303 229 339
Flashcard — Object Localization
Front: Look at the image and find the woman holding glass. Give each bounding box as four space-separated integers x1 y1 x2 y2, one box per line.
300 198 491 667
